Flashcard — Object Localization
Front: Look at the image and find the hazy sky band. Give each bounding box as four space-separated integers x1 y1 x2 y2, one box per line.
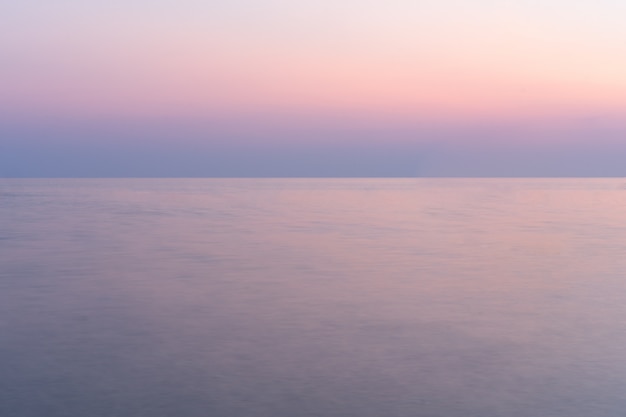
2 0 626 176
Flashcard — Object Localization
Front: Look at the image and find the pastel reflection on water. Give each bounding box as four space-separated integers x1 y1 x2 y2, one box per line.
1 178 626 417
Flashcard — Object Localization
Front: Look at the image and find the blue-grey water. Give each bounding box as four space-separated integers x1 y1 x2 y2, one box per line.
2 178 626 417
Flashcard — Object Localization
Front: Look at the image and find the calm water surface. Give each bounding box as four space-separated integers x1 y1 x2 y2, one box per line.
2 178 626 417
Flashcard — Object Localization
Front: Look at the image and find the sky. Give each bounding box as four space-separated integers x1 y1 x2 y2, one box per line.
1 0 626 177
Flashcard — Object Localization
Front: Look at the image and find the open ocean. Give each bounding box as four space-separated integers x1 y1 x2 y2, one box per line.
2 178 626 417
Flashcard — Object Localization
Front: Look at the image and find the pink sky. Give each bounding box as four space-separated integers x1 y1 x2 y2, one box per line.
1 0 626 176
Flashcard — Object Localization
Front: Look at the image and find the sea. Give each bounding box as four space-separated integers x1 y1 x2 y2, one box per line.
1 178 626 417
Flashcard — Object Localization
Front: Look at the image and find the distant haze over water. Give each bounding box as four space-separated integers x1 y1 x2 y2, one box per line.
2 178 626 417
